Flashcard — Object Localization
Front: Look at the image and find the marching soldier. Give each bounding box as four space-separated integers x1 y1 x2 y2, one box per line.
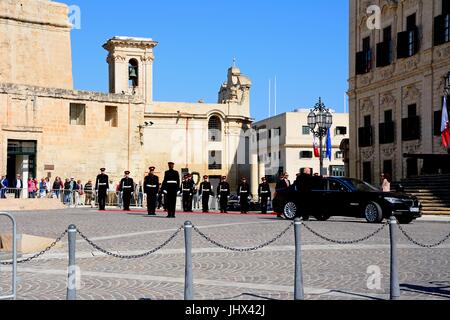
238 177 251 214
258 177 271 214
187 174 196 212
217 176 230 213
95 168 109 211
119 171 134 211
182 174 195 212
162 162 180 218
199 175 213 213
144 167 159 216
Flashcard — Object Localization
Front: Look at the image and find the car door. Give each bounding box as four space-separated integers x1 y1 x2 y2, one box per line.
323 179 352 217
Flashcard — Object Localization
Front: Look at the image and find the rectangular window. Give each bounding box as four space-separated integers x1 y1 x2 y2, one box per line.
398 14 419 58
408 104 417 117
335 126 347 135
377 26 393 67
335 151 344 159
208 150 222 170
300 151 313 159
330 166 345 177
379 121 395 144
385 110 393 123
356 36 372 75
302 126 311 135
402 116 421 141
359 126 373 147
364 115 371 128
69 103 86 126
105 106 118 127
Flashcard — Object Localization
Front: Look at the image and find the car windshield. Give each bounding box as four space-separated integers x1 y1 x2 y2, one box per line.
343 179 380 192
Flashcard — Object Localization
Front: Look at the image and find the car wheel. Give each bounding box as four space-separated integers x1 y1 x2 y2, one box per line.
364 202 383 223
283 202 297 220
314 213 330 221
397 216 414 225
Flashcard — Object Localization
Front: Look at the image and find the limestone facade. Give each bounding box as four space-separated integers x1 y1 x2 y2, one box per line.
348 0 450 183
253 110 349 182
0 0 253 196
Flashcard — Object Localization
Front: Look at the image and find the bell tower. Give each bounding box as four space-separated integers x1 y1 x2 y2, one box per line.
103 36 158 104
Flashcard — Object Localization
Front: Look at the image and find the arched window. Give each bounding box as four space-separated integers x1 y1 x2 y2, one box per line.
208 116 222 142
128 59 139 87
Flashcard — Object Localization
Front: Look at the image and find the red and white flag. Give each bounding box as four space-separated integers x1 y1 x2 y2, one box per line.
313 136 320 158
442 97 450 148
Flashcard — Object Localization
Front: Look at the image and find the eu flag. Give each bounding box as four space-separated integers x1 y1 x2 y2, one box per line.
326 128 332 161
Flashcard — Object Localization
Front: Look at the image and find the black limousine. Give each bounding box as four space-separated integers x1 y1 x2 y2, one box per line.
272 177 422 224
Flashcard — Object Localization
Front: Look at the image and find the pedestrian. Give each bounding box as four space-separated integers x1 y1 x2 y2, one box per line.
137 181 144 208
76 180 84 206
144 167 159 215
63 178 71 204
381 173 391 192
14 174 23 199
283 173 291 187
84 180 93 206
119 171 134 211
294 168 314 221
53 177 62 199
39 178 47 198
28 177 35 199
95 168 109 211
238 177 251 214
0 175 8 199
217 176 230 213
258 177 271 214
199 175 212 213
161 162 180 218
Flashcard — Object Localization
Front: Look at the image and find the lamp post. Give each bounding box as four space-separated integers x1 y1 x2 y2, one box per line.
308 98 333 176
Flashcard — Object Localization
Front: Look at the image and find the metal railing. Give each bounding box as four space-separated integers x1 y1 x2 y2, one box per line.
0 214 449 301
0 212 17 300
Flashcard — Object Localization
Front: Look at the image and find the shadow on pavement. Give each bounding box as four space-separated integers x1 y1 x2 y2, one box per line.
400 282 450 299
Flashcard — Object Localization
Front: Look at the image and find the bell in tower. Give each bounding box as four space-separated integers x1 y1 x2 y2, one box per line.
129 59 139 87
103 36 158 104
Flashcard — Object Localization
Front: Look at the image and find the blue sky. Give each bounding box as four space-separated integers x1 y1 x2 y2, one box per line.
61 0 349 121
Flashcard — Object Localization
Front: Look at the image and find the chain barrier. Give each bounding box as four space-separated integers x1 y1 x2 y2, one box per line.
192 221 294 252
302 222 388 245
76 226 184 259
0 230 68 266
397 223 450 248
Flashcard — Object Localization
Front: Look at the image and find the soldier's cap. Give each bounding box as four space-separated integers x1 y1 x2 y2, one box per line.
168 162 175 165
149 166 155 171
100 168 106 172
261 177 267 180
241 177 247 180
203 175 209 179
222 176 227 179
124 171 130 175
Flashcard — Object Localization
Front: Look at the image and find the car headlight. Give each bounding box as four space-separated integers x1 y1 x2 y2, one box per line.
385 197 404 204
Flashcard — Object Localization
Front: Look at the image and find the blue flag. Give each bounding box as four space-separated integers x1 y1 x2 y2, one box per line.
326 128 332 161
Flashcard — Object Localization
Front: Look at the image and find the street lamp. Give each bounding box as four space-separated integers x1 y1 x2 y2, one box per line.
308 98 333 176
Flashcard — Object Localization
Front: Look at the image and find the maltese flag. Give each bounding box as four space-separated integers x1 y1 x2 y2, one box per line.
313 136 320 158
442 96 450 148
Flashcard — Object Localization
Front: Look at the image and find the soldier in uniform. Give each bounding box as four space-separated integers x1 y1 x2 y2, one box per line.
199 175 212 213
95 168 109 211
119 171 134 211
182 174 195 212
217 176 230 213
144 166 159 216
238 177 251 214
258 177 271 214
162 162 180 218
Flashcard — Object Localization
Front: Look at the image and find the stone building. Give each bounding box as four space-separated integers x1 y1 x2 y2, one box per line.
0 0 254 196
349 0 450 184
253 110 349 183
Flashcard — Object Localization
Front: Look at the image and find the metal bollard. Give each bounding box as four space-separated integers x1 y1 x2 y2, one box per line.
67 225 77 300
184 221 194 300
389 217 400 300
294 218 305 300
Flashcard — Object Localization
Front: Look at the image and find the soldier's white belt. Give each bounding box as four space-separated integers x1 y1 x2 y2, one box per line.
123 186 132 189
98 183 107 186
261 191 269 193
202 189 210 192
147 185 157 188
182 189 191 192
240 191 248 193
220 189 229 192
167 181 178 184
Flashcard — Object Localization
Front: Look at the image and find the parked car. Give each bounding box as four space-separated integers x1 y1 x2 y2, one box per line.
272 177 422 224
227 194 263 212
